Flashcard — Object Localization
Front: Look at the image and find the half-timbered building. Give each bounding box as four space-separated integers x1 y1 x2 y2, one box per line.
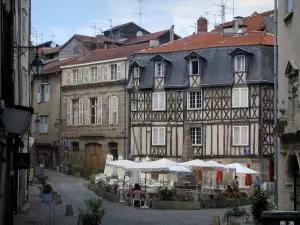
127 18 275 182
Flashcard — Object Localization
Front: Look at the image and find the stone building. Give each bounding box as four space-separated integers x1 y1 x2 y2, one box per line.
277 0 300 211
60 43 149 174
127 17 275 187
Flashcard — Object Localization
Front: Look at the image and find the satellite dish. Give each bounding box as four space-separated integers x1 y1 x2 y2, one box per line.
136 31 143 37
50 42 56 48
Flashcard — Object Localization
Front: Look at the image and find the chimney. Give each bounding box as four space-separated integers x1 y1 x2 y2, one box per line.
197 17 208 33
170 25 175 42
234 16 244 33
149 39 160 48
251 11 259 17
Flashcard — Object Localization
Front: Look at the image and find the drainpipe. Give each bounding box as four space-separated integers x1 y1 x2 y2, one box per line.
123 61 128 159
58 69 62 170
274 0 278 209
260 86 264 183
18 0 22 106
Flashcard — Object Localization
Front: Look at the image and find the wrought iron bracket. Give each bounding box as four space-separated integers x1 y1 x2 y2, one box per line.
13 46 38 58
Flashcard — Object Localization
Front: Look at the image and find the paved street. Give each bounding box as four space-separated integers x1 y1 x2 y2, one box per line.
45 170 229 225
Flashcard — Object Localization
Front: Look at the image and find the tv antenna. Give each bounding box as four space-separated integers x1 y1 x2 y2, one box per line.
190 23 197 33
215 0 234 24
205 12 220 28
132 0 143 30
90 23 103 36
49 34 55 42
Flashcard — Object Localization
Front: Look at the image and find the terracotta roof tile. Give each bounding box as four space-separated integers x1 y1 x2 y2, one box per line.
43 56 81 74
46 45 63 54
65 42 150 66
211 10 274 33
138 31 274 54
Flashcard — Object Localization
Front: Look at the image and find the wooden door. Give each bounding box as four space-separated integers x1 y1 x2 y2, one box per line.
86 143 104 173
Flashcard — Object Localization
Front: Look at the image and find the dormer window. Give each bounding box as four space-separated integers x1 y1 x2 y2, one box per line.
190 59 199 75
234 55 245 72
155 62 164 77
133 67 140 79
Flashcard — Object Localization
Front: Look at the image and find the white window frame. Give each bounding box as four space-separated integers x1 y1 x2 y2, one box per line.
72 70 78 85
152 92 166 111
91 67 97 83
155 62 164 77
110 64 117 81
232 126 249 146
38 115 48 133
152 127 166 146
187 91 202 110
72 99 79 125
90 98 98 125
133 67 140 79
232 87 249 108
286 0 294 14
190 59 200 75
190 127 202 146
234 55 246 72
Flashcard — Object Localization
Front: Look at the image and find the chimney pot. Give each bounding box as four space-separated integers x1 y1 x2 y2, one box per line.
197 17 208 33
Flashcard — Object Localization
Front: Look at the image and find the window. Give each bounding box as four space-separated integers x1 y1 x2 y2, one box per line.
38 115 48 133
37 84 50 103
131 92 137 111
109 96 118 124
152 92 166 111
73 70 78 84
91 67 97 83
234 55 245 72
22 9 27 44
133 67 140 79
190 59 199 75
286 0 293 13
72 99 79 125
233 126 249 146
110 64 117 81
152 127 165 146
42 75 49 84
155 62 164 77
90 98 97 125
188 91 202 109
191 127 202 146
71 142 79 151
232 87 248 108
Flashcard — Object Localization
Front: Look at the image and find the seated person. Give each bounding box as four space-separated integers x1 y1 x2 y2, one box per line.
225 185 234 193
232 176 239 192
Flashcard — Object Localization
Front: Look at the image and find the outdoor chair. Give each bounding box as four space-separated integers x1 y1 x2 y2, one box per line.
132 190 142 207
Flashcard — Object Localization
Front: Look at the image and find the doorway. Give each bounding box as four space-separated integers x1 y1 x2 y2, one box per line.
286 153 300 211
85 143 104 173
109 142 118 161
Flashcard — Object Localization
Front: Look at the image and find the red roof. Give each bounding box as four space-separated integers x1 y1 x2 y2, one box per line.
43 56 81 74
124 30 169 45
38 47 53 54
138 31 274 54
65 42 149 66
211 10 274 33
46 45 63 54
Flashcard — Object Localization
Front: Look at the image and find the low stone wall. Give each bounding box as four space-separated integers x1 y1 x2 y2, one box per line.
151 200 200 210
202 198 252 209
94 187 119 203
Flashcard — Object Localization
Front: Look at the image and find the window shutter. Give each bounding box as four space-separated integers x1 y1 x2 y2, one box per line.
83 68 89 84
84 98 90 125
240 88 248 107
121 62 126 80
152 93 158 110
152 127 158 145
97 97 102 124
241 126 248 145
79 99 84 125
44 85 50 102
78 69 83 84
67 70 72 85
232 89 240 107
159 92 165 110
113 97 118 124
233 126 240 145
37 85 41 103
159 127 165 145
97 66 102 82
108 97 112 124
67 100 72 126
103 66 108 81
44 116 48 133
107 65 111 81
117 63 121 80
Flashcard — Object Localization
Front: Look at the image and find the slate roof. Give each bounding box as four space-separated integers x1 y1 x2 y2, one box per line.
211 10 274 33
64 42 150 67
124 30 169 45
43 56 81 74
138 31 274 54
103 22 150 34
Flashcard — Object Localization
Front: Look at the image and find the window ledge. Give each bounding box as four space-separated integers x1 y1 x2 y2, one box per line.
188 108 202 111
192 145 202 147
284 11 294 22
232 106 249 109
152 109 166 111
232 144 249 147
152 145 165 147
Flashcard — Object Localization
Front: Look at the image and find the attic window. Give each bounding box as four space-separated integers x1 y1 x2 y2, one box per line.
234 55 245 72
133 67 140 79
155 62 164 77
190 59 199 75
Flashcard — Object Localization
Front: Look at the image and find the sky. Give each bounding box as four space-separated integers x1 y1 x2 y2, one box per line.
31 0 274 46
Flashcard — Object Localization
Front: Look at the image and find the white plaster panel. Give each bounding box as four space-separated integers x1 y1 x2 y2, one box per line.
205 125 212 155
141 127 147 155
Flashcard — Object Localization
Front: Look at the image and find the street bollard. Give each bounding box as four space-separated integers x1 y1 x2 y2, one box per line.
212 215 220 225
52 191 57 200
65 205 74 216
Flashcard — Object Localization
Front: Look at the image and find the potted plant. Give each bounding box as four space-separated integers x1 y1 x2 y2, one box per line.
78 198 106 225
37 175 48 197
72 164 83 177
223 206 250 225
89 175 96 191
43 184 53 202
251 190 274 224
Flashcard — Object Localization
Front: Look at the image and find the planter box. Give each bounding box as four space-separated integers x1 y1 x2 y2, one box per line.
94 187 119 203
202 198 252 209
227 216 243 225
152 200 200 210
73 171 81 178
43 193 53 202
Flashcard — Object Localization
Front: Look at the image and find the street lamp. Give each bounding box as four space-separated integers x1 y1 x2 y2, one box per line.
54 120 59 133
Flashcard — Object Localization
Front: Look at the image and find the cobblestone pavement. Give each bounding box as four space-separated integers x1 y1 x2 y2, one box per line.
45 170 231 225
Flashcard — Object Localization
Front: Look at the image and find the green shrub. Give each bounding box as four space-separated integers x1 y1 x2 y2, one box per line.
223 206 250 222
72 164 83 173
96 165 105 174
79 198 105 225
43 184 53 194
113 183 119 194
89 175 95 185
158 187 174 201
251 190 275 224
